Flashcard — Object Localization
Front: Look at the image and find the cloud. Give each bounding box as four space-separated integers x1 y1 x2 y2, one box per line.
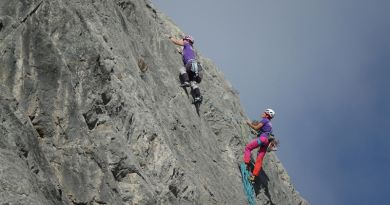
153 0 390 204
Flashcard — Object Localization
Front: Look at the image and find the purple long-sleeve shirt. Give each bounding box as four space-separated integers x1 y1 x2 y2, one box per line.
182 41 195 65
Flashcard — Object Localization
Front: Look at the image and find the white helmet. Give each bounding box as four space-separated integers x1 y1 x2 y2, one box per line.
264 108 275 118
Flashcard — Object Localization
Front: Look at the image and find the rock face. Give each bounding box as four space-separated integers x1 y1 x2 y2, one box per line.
0 0 308 204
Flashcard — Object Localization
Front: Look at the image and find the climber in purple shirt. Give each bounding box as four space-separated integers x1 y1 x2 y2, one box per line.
244 108 279 181
169 35 203 103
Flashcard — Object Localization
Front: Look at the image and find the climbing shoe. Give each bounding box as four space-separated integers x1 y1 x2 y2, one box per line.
249 174 255 182
194 96 203 103
180 82 190 87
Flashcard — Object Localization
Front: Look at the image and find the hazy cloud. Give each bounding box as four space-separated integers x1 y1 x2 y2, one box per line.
153 1 390 204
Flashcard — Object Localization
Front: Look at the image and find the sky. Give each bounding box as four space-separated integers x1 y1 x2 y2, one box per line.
152 0 390 205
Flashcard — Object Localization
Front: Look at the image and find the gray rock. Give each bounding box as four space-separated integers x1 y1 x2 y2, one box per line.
0 0 308 204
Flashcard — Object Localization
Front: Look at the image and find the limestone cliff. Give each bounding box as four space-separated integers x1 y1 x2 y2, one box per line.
0 0 308 204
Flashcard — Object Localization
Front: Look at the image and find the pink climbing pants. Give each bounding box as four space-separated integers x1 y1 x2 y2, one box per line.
243 136 269 176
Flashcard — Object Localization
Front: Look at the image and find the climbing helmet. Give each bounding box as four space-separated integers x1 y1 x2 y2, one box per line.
183 35 194 44
264 108 275 119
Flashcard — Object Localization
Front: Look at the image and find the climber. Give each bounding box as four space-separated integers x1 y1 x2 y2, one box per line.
243 108 279 182
169 35 203 103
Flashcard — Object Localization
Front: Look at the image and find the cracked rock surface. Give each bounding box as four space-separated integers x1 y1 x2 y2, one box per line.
0 0 308 204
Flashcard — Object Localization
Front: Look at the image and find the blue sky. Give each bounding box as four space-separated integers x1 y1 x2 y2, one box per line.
152 0 390 204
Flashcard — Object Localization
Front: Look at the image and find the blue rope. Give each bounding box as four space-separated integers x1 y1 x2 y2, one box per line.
240 163 256 205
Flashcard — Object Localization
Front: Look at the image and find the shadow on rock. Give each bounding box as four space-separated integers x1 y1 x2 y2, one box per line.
253 170 275 205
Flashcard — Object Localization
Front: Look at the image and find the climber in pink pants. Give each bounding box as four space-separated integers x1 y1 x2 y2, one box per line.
244 136 269 178
243 108 278 181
